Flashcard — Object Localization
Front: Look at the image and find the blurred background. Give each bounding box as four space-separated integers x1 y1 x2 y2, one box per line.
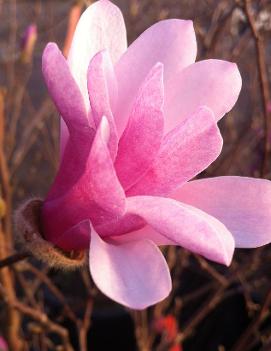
0 0 271 350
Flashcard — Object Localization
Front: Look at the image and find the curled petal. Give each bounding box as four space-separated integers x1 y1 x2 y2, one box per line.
88 50 118 119
42 43 90 136
126 196 235 266
127 106 222 196
89 227 171 309
87 50 118 159
87 117 125 215
115 63 164 189
173 177 271 248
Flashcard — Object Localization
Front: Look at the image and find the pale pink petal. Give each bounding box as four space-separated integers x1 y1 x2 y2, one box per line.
110 225 174 246
42 43 91 143
62 0 126 157
126 196 235 265
173 177 271 248
114 19 196 135
127 106 222 196
68 0 127 111
42 118 126 248
89 227 171 309
115 63 164 189
87 50 118 159
164 59 242 132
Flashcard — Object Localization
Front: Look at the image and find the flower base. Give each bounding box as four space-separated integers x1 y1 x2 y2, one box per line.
15 198 86 270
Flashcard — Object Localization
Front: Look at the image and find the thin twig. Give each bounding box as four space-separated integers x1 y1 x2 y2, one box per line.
244 0 271 177
195 256 228 286
11 299 75 351
25 263 78 323
0 251 30 269
78 296 93 351
232 287 271 351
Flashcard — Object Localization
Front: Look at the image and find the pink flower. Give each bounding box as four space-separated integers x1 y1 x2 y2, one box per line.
41 0 271 309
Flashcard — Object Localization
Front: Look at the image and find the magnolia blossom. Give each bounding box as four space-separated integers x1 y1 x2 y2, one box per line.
41 0 271 309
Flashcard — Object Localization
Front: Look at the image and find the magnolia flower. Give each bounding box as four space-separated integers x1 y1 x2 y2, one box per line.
41 0 271 309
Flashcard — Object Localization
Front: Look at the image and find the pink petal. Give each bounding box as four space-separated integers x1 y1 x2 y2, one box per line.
68 0 127 111
115 63 164 189
86 117 125 216
172 176 271 248
164 59 242 132
126 196 235 265
127 106 222 196
54 220 91 251
114 19 196 135
89 227 171 309
42 117 126 249
96 213 145 238
110 225 173 246
42 43 91 136
87 50 118 159
60 120 70 158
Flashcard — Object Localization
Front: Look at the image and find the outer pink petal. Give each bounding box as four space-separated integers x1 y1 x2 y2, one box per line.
164 59 242 132
126 196 235 266
54 220 91 251
127 106 222 196
172 177 271 248
114 19 196 135
115 63 164 189
42 118 126 248
87 50 118 159
96 213 145 238
42 43 92 152
89 227 171 309
68 0 127 112
87 117 125 215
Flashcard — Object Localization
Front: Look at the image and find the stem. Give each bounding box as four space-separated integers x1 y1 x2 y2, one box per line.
0 60 23 350
0 226 24 350
244 0 271 177
0 251 30 269
232 287 271 351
